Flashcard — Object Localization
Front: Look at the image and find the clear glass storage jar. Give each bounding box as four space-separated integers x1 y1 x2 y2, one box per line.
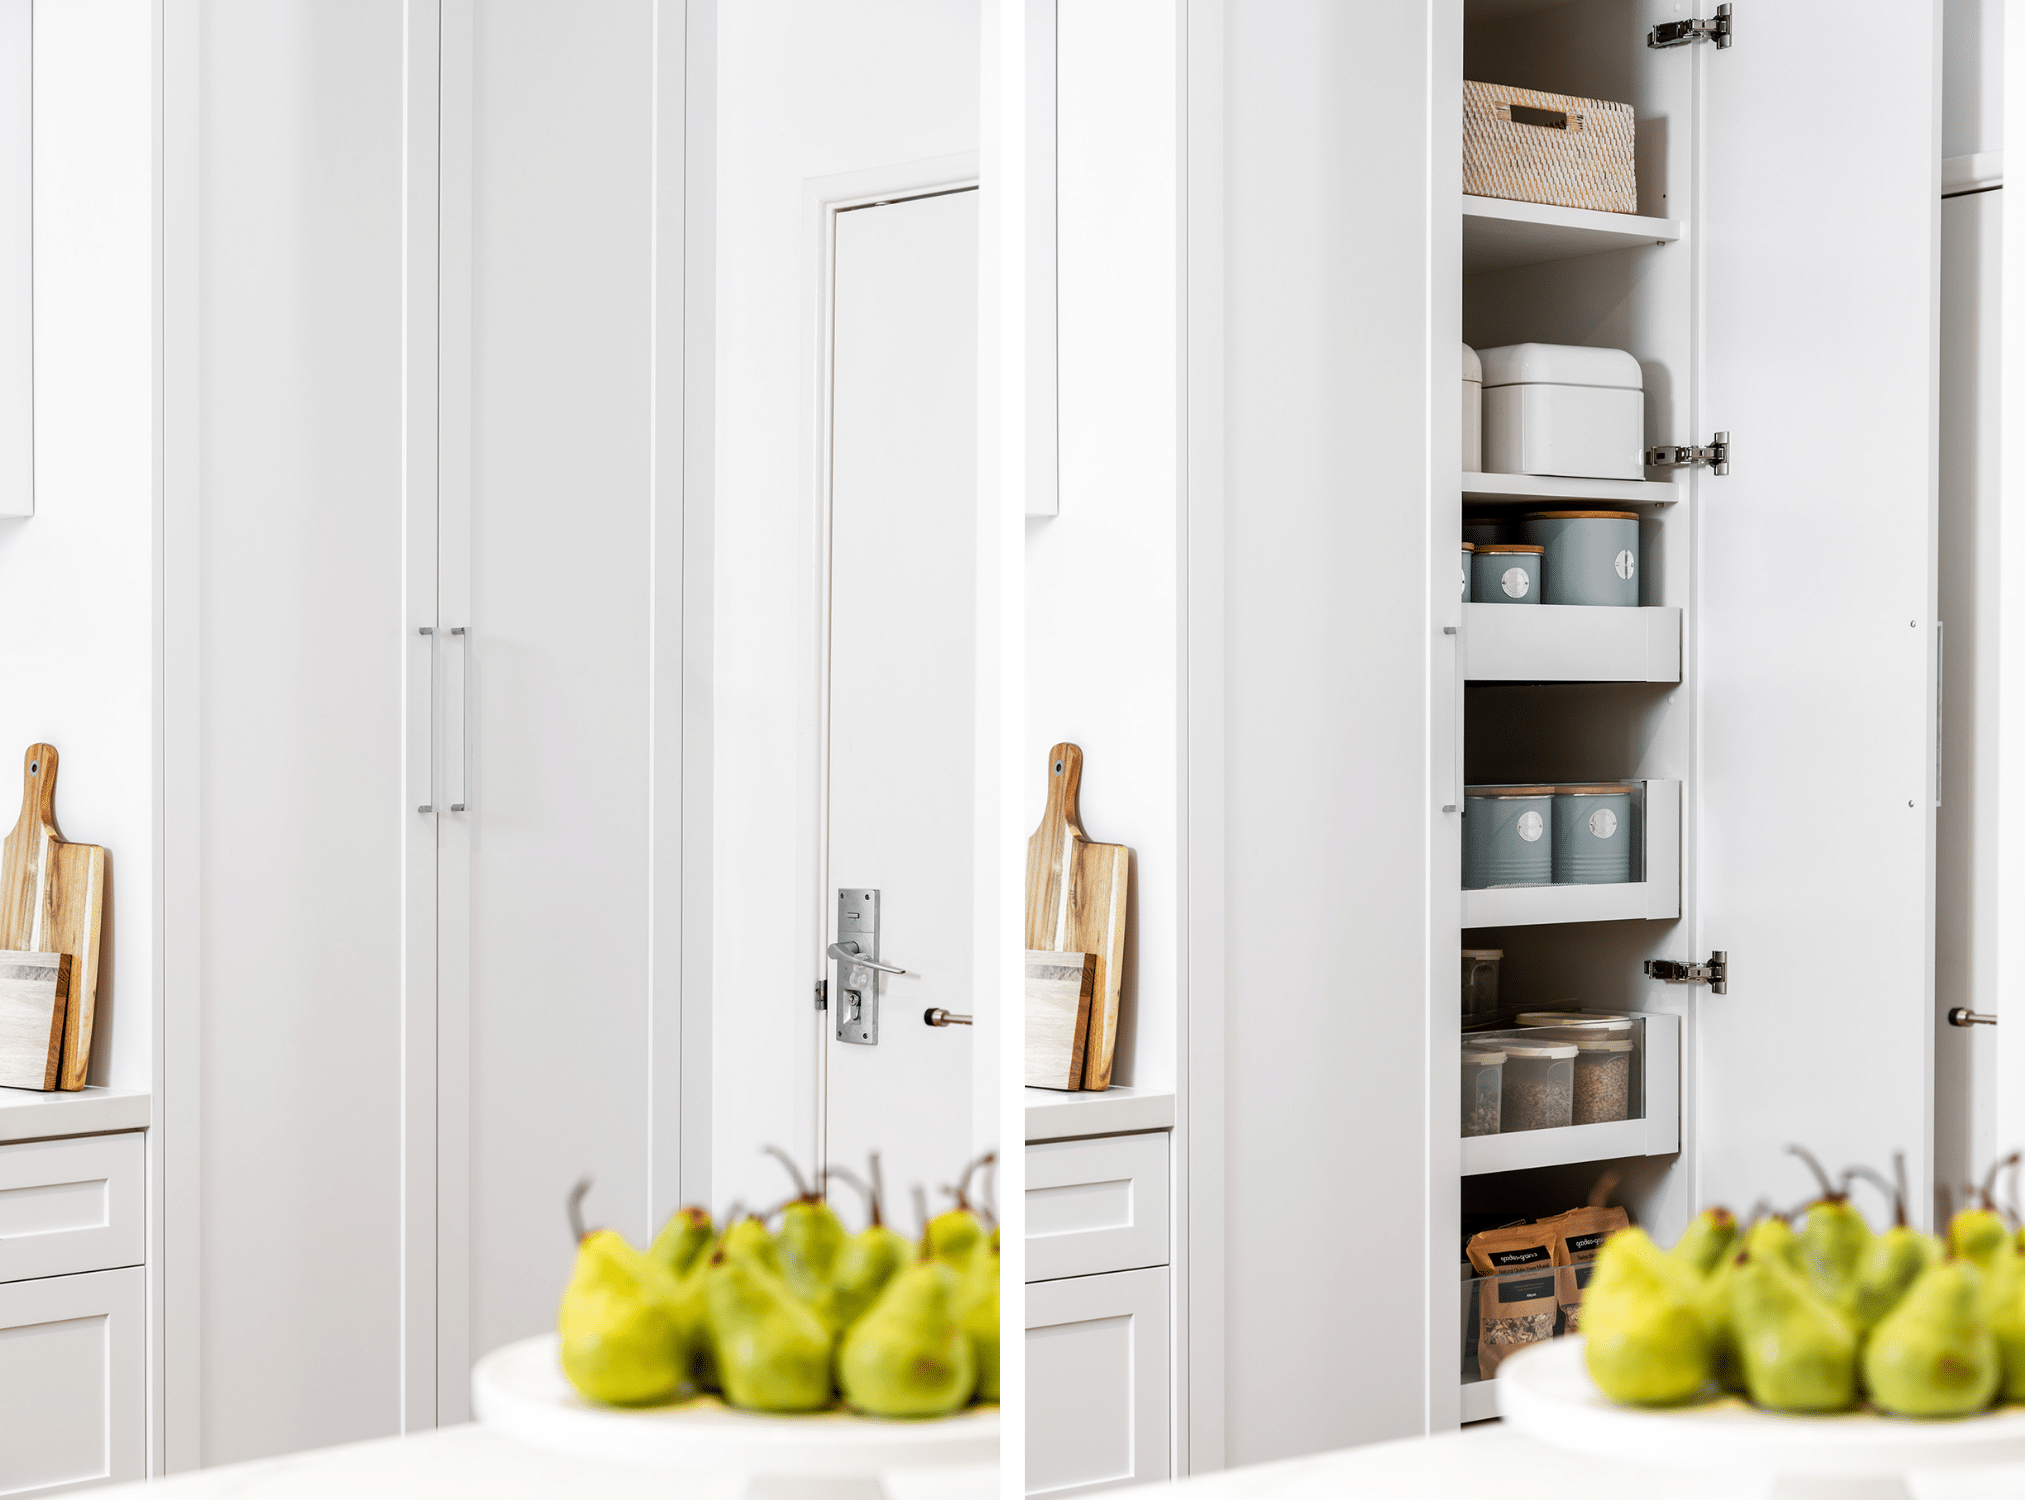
1496 1040 1576 1131
1461 949 1503 1017
1462 1049 1504 1137
1571 1039 1634 1124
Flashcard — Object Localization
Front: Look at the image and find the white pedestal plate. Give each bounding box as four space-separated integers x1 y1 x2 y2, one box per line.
473 1335 999 1499
1500 1337 2025 1500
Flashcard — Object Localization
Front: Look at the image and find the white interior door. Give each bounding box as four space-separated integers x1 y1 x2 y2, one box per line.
823 187 981 1222
1695 8 1940 1218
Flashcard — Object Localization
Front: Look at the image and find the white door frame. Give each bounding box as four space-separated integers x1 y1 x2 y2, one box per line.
799 154 980 1185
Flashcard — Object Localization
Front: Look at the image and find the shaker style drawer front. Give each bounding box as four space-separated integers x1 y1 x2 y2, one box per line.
0 1265 145 1494
1026 1266 1170 1496
1025 1130 1168 1283
0 1131 145 1284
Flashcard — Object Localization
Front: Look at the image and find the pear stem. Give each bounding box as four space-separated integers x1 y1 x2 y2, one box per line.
822 1164 874 1228
912 1183 930 1241
868 1153 887 1228
762 1144 815 1201
1845 1163 1906 1228
1979 1151 2021 1211
566 1176 594 1245
1787 1144 1841 1203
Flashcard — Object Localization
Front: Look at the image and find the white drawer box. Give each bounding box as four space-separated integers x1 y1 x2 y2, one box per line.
0 1131 145 1284
0 1265 145 1494
1026 1130 1168 1283
1026 1266 1170 1495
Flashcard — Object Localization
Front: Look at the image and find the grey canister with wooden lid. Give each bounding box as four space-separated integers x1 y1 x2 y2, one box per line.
1472 542 1542 605
1521 510 1638 607
1460 541 1474 600
1464 785 1553 888
1551 783 1635 884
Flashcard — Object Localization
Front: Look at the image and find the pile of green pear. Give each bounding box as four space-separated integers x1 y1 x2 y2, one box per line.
1585 1148 2025 1418
557 1147 1000 1419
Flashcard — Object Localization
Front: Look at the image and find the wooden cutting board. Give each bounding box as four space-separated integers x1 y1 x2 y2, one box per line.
1024 950 1096 1091
1025 743 1130 1091
0 746 106 1090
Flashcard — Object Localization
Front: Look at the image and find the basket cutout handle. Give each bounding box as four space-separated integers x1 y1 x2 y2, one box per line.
1494 102 1584 133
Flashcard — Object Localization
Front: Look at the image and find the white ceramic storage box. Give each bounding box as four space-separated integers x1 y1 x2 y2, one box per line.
1461 342 1483 471
1479 343 1644 481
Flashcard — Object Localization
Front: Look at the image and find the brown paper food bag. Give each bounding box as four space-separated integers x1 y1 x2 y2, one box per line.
1539 1205 1630 1334
1466 1222 1565 1378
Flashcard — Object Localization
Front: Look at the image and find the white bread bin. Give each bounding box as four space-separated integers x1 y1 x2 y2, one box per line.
1461 342 1483 472
1478 343 1643 481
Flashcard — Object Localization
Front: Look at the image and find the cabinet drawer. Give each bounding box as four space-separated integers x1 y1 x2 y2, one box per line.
0 1132 145 1284
0 1265 145 1494
1025 1130 1168 1283
1026 1266 1170 1495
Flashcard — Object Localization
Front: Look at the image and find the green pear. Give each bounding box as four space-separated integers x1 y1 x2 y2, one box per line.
823 1221 913 1332
1731 1251 1858 1412
1694 1250 1746 1393
1670 1207 1737 1277
761 1146 848 1307
721 1215 784 1278
838 1250 976 1417
927 1206 984 1272
1984 1244 2025 1401
1863 1259 2001 1417
1582 1227 1714 1406
1844 1225 1942 1335
557 1229 691 1407
649 1206 714 1278
1951 1207 2011 1273
1744 1214 1807 1279
702 1250 835 1412
1787 1147 1871 1306
956 1236 1000 1403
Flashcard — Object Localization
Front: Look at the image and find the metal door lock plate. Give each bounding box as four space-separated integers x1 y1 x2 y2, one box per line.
835 888 881 1045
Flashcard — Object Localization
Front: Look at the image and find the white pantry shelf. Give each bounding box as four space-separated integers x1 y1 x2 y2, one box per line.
1462 470 1681 508
1464 603 1680 683
1460 1372 1499 1424
1461 1012 1681 1177
1464 781 1680 927
1461 194 1681 275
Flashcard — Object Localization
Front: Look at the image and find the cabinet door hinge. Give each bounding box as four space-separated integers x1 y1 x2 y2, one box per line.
814 978 828 1011
1646 432 1730 476
1645 951 1728 995
1648 4 1732 50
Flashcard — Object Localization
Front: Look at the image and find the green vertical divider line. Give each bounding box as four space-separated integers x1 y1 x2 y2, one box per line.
1000 0 1028 1489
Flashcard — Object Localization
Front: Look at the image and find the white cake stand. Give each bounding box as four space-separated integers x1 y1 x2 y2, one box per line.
472 1335 999 1499
1499 1337 2025 1500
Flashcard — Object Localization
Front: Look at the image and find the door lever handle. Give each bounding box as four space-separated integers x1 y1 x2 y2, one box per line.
828 941 906 976
924 1008 971 1027
1949 1007 1997 1027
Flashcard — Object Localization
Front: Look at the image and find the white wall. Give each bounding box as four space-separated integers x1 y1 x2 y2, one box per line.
710 0 978 1214
1026 0 1179 1093
0 2 153 1091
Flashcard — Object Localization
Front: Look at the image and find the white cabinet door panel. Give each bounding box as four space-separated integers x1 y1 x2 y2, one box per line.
0 1266 143 1494
0 1133 143 1283
1025 1131 1168 1283
1696 4 1941 1217
1026 1266 1169 1496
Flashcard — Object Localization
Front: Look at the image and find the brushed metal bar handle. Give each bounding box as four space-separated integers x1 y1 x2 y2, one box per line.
827 940 906 976
417 626 436 814
1949 1008 1997 1027
924 1009 971 1027
450 626 469 812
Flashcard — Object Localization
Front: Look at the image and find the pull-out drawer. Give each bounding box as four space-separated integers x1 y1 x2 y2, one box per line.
1026 1130 1168 1283
0 1265 145 1493
0 1131 145 1284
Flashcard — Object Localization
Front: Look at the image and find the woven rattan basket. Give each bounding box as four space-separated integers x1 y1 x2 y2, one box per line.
1463 80 1636 215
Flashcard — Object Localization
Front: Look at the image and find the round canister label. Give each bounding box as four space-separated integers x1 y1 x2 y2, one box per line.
1460 561 1469 597
1517 810 1544 842
1615 549 1636 580
1501 567 1530 599
1588 808 1619 839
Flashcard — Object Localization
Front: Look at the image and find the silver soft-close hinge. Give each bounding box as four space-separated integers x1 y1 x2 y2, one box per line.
1645 952 1728 995
1649 4 1732 49
1646 432 1730 476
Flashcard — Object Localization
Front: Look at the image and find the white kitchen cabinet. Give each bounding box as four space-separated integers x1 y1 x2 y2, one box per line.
1026 1130 1169 1283
1027 1265 1171 1496
0 1132 144 1284
1177 0 1951 1468
0 1265 144 1494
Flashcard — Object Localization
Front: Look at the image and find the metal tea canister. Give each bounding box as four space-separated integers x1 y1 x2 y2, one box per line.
1471 543 1542 605
1521 510 1639 607
1551 783 1635 884
1463 785 1553 888
1460 542 1474 600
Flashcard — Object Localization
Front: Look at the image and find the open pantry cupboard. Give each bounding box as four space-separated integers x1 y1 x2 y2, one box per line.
1175 0 1948 1468
1445 0 1939 1424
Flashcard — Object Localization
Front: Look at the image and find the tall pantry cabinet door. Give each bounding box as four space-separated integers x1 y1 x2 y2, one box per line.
1694 9 1940 1213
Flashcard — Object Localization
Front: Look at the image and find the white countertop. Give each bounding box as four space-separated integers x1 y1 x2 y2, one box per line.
1156 1425 2025 1499
1025 1083 1175 1141
0 1083 149 1142
92 1423 995 1498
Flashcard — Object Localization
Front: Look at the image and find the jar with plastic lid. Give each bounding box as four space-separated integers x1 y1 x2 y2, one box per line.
1461 948 1503 1017
1462 1050 1504 1137
1497 1040 1577 1131
1571 1039 1634 1125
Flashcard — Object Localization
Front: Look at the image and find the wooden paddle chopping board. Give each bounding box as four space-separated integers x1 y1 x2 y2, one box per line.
0 746 105 1090
1025 743 1129 1091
